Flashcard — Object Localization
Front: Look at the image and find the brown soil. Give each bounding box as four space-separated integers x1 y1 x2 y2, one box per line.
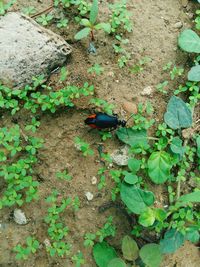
0 0 199 267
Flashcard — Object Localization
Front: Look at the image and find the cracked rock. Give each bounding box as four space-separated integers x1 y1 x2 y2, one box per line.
0 12 72 88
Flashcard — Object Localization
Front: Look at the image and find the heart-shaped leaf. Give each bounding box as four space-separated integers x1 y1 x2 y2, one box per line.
148 151 172 184
122 236 139 261
124 172 138 185
128 158 141 173
170 137 185 157
116 128 148 148
188 65 200 81
139 244 162 267
120 182 155 214
178 29 200 53
164 96 192 130
93 242 117 267
160 229 184 254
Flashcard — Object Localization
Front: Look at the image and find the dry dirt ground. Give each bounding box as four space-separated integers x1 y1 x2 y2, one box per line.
0 0 199 266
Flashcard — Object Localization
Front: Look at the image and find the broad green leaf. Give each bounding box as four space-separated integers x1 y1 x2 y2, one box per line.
188 65 200 81
122 235 139 261
80 18 91 27
148 151 172 184
95 23 111 33
170 137 185 157
164 96 192 130
178 191 200 203
128 158 141 173
178 29 200 53
116 128 148 148
90 0 98 25
93 242 117 267
160 229 184 254
124 173 138 185
120 182 155 214
74 27 91 40
139 244 162 267
139 207 155 227
108 258 126 267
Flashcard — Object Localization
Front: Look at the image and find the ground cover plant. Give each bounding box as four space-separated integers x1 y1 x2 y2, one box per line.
0 0 200 267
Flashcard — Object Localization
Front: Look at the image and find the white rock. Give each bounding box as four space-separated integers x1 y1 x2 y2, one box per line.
0 12 72 88
91 176 97 185
85 192 94 201
14 209 27 225
174 21 183 29
44 238 51 248
111 145 130 166
141 86 153 96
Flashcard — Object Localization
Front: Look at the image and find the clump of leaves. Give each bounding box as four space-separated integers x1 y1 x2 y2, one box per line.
13 236 39 260
74 137 94 156
36 14 53 26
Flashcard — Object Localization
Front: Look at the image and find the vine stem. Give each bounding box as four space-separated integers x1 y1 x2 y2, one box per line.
176 138 188 200
31 4 54 18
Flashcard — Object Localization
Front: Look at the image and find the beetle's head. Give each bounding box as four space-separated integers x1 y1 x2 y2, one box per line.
119 120 126 127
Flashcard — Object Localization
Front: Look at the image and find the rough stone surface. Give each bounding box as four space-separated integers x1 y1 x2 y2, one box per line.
0 12 72 88
13 209 27 225
111 145 130 166
85 192 94 201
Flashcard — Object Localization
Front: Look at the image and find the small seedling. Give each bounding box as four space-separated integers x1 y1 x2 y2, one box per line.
22 6 36 15
57 18 68 28
74 0 111 47
87 64 104 75
156 81 169 94
0 0 16 15
56 170 72 181
36 14 53 26
74 137 94 156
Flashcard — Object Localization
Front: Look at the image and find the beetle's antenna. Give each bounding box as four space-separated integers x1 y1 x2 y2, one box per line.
126 113 135 123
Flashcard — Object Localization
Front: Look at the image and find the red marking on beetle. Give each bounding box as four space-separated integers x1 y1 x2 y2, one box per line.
88 114 97 119
88 124 101 129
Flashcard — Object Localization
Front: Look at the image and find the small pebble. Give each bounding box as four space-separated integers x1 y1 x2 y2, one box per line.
141 86 153 96
44 239 51 248
122 101 138 114
174 21 183 29
14 209 27 225
91 176 97 185
85 192 94 201
111 145 130 166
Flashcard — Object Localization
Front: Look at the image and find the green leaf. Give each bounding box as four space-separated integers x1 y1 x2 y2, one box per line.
128 158 141 173
75 27 91 40
170 137 185 157
185 228 200 243
124 173 138 185
178 191 200 203
107 258 126 267
139 244 162 267
121 235 139 261
197 135 200 158
95 23 111 33
164 96 192 130
93 242 117 267
120 182 155 214
139 208 155 227
90 0 98 25
80 18 91 27
116 128 148 148
148 151 172 184
160 229 184 254
188 65 200 81
178 29 200 53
